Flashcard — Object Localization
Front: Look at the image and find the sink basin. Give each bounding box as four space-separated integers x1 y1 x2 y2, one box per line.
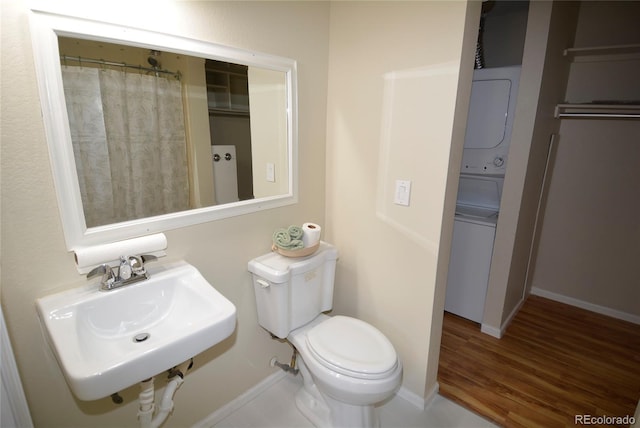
36 261 236 401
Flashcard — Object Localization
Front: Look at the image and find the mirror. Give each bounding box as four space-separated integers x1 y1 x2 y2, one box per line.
29 8 298 250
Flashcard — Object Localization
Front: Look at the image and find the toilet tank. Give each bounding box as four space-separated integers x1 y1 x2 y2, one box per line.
248 242 338 338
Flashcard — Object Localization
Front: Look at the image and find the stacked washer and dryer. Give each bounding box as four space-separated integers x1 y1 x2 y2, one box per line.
444 66 521 323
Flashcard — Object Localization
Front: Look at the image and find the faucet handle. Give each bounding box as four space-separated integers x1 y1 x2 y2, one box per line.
128 255 145 275
128 254 156 276
87 264 115 287
87 264 107 279
119 256 133 280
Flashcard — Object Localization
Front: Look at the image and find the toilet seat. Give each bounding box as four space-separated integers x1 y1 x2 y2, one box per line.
305 316 398 380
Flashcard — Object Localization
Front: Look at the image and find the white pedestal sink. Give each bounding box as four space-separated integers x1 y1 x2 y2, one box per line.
36 261 236 401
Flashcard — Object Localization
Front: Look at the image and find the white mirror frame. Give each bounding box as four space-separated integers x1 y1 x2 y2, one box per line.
29 8 298 251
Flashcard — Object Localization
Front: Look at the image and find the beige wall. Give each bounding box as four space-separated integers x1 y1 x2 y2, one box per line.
325 1 475 398
427 0 482 394
249 67 289 199
1 1 329 427
2 0 478 425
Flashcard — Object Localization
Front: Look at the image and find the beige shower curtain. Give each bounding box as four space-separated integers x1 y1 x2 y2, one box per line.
62 66 189 227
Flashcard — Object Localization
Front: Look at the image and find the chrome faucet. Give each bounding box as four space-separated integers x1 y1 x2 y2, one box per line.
87 254 157 291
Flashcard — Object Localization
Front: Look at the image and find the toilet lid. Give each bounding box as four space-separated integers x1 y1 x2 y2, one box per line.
305 316 397 380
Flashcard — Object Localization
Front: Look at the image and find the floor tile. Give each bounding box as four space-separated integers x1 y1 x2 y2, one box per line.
213 374 496 428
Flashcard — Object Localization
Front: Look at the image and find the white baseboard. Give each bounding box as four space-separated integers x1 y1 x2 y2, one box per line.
481 296 526 339
423 382 439 408
395 382 438 411
531 287 640 325
480 323 501 338
193 371 286 428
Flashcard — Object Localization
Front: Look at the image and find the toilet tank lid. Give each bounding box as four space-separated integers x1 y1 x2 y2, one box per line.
247 241 338 284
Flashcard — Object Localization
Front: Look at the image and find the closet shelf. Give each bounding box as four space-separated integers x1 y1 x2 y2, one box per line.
563 44 640 61
555 103 640 119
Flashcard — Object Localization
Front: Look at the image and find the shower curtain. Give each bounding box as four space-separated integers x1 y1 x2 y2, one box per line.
62 66 189 227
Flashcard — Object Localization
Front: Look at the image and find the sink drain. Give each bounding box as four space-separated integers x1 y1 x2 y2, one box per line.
133 333 150 343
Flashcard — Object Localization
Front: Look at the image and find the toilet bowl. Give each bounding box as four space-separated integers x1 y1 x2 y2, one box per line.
289 314 402 428
248 242 403 427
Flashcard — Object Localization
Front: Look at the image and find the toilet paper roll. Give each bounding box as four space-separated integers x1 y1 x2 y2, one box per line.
302 223 322 248
74 233 167 272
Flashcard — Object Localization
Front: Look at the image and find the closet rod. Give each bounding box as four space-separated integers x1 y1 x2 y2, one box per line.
557 113 640 119
60 55 181 79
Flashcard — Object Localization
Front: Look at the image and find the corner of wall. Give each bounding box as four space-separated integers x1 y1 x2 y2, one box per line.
426 0 482 392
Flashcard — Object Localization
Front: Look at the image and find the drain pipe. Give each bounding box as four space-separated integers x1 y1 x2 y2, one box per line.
151 372 184 428
138 359 193 428
138 378 155 428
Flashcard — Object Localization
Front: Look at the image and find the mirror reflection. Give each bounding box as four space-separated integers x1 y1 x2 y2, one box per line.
58 37 288 228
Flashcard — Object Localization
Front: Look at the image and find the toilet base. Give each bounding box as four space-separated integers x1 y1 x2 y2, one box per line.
295 383 331 428
294 357 380 428
295 384 380 428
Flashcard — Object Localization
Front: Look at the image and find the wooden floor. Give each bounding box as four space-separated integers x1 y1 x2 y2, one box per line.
438 295 640 427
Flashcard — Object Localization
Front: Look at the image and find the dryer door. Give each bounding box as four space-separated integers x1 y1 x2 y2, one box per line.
461 66 521 175
464 79 511 149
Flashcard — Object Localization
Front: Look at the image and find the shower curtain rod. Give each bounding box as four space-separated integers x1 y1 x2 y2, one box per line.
60 55 181 79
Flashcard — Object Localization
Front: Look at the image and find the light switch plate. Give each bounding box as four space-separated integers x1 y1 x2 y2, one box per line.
266 163 275 182
394 179 411 206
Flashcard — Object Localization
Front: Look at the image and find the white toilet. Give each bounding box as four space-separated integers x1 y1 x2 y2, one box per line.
248 242 402 428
